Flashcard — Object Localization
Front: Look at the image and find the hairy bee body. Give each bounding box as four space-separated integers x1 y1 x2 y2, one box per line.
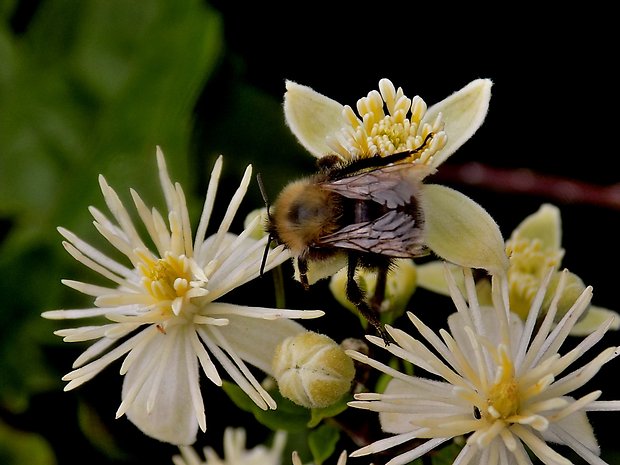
269 154 430 271
264 143 434 343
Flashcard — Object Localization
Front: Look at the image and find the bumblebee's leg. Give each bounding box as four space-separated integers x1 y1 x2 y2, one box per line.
346 255 392 345
297 257 310 290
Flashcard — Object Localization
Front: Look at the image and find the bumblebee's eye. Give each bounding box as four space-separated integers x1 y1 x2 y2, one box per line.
288 201 322 225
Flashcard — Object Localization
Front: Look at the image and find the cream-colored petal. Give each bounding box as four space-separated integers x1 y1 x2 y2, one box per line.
569 306 620 336
543 407 599 454
422 184 509 275
416 260 463 296
123 326 199 445
424 79 492 168
223 314 309 375
449 307 523 354
283 80 345 157
378 378 456 434
378 379 422 434
512 203 562 251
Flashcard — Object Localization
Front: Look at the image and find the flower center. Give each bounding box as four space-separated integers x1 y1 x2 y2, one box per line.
327 79 447 162
487 378 520 419
142 253 192 300
486 347 520 420
506 236 563 319
137 250 207 317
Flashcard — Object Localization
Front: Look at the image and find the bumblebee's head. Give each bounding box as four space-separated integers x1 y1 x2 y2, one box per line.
269 179 340 255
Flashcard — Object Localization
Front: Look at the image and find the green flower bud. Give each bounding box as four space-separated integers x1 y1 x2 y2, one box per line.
329 258 417 322
244 207 269 240
272 332 355 409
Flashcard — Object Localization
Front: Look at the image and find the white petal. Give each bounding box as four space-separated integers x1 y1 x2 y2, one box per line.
378 381 419 433
424 78 492 168
205 302 323 320
123 326 199 445
543 408 599 455
378 378 453 434
283 80 345 157
449 307 523 354
222 314 309 375
422 184 509 275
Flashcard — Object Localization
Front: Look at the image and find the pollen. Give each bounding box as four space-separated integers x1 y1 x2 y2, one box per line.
328 79 447 162
506 236 563 319
486 348 520 420
137 251 204 316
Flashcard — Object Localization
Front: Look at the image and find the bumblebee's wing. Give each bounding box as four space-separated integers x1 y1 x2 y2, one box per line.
318 210 427 258
321 162 432 208
317 162 430 257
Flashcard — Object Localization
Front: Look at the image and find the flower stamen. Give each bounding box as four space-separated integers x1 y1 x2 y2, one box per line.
137 250 206 317
327 78 447 161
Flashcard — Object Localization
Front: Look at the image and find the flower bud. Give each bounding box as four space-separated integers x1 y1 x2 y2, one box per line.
272 332 355 409
244 207 269 240
329 258 417 319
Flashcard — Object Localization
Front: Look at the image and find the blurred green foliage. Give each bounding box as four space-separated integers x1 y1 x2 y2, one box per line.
0 0 224 462
0 1 316 463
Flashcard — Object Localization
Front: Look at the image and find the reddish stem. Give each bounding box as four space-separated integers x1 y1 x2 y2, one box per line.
434 163 620 210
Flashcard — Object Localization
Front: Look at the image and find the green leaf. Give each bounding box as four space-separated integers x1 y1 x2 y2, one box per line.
222 381 311 432
0 0 223 415
0 0 223 239
431 440 463 464
0 419 55 465
0 244 66 412
307 394 351 428
308 424 341 465
77 400 125 461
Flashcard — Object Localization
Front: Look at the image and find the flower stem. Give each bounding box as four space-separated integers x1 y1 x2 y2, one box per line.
272 265 286 308
435 163 620 210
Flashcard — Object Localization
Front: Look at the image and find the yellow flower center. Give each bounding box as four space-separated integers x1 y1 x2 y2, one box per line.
487 378 520 419
136 250 206 319
328 79 447 162
485 347 520 420
142 253 192 300
505 236 562 319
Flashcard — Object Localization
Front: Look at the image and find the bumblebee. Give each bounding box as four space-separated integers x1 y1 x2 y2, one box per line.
262 135 434 342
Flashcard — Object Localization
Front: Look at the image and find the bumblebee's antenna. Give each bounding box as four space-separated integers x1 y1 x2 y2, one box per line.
256 173 270 216
256 173 273 277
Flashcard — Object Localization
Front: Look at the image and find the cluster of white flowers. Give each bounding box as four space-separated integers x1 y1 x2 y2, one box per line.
44 79 620 465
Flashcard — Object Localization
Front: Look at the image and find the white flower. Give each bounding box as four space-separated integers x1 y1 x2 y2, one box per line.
283 79 508 280
172 427 287 465
284 78 491 168
347 266 620 465
417 203 620 336
42 148 324 445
